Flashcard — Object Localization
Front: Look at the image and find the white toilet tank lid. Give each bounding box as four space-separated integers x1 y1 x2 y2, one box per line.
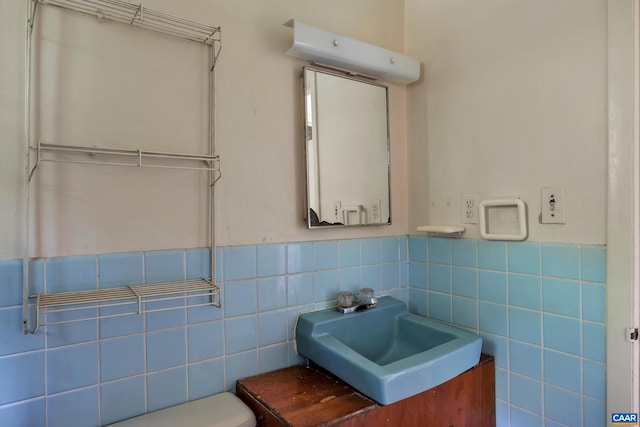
107 392 256 427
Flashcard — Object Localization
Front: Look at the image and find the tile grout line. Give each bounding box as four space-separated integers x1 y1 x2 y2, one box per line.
254 246 260 376
95 254 102 425
141 251 148 414
43 258 48 427
578 243 585 425
182 249 190 402
538 241 547 425
505 241 511 425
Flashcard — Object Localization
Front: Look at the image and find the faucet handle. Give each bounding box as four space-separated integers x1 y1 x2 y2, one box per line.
358 288 377 305
337 292 355 308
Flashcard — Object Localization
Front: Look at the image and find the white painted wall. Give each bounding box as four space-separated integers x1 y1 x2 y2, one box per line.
406 0 608 244
1 1 27 260
0 0 408 259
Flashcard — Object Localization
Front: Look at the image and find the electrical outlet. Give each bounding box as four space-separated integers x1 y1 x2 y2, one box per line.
332 201 341 223
461 193 478 224
541 187 565 224
371 199 381 223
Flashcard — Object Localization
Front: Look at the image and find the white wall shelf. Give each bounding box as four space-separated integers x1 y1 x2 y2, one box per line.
36 0 221 47
23 0 222 334
31 279 220 334
416 225 465 237
29 142 222 179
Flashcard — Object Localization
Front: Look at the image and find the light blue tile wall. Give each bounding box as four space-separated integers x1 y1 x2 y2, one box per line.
0 236 605 427
408 237 606 427
0 237 408 427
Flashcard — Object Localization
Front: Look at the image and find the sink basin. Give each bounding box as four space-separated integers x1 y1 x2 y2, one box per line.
295 296 482 404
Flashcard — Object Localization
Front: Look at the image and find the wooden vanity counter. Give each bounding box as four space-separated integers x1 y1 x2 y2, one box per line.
236 354 495 427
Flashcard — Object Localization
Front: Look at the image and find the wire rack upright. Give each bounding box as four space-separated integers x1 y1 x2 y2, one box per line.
23 0 222 334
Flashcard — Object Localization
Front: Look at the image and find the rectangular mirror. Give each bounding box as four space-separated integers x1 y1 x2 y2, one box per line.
303 67 391 228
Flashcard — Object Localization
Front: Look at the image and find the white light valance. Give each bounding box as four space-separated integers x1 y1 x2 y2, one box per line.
284 19 420 85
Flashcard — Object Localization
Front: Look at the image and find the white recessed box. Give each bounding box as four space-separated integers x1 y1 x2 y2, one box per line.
479 198 528 241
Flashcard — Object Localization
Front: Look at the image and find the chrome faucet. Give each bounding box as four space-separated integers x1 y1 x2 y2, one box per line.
336 288 377 314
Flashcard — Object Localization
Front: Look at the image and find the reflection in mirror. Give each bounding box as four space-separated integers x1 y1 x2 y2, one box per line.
303 67 391 228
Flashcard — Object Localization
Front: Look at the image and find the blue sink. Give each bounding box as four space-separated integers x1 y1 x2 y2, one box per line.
295 296 482 405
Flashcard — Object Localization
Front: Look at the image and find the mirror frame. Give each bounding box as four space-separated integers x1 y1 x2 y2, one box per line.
302 66 392 229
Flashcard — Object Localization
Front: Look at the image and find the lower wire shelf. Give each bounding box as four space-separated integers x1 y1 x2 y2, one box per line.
28 279 220 334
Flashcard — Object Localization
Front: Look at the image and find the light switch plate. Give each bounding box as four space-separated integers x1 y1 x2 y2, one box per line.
540 187 565 224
